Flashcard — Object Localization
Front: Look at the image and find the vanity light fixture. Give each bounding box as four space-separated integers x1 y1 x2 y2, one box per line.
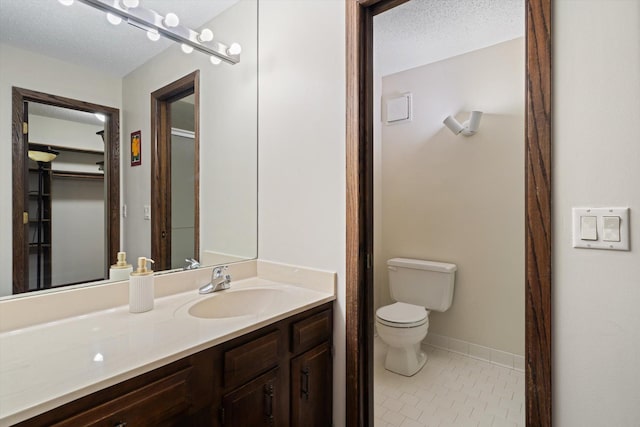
443 111 483 137
106 12 122 25
61 0 241 65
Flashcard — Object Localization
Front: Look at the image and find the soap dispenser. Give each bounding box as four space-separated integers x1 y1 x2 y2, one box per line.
109 251 133 282
129 257 155 313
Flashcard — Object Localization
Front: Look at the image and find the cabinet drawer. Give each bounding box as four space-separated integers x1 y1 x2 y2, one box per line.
291 309 332 354
51 367 192 427
224 330 280 389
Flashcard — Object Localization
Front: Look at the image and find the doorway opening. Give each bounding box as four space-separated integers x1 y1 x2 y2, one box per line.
345 0 552 426
12 87 120 294
151 71 200 271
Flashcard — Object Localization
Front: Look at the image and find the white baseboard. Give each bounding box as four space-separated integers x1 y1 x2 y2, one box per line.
424 333 525 372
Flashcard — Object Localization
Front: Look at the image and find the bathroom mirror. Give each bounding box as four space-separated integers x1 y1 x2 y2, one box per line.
0 0 258 297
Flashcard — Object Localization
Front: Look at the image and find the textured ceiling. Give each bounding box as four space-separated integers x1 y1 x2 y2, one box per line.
0 0 239 77
374 0 524 76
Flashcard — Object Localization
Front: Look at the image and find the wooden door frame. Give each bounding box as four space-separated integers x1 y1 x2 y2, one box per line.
345 1 552 426
150 70 200 271
12 87 120 294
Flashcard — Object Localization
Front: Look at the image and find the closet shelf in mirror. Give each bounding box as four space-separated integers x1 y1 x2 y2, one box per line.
51 171 104 180
29 143 104 155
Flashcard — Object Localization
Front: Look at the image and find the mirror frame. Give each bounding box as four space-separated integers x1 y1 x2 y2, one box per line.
11 87 120 293
345 0 552 426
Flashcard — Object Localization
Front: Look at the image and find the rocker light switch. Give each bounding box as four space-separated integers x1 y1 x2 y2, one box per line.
580 216 598 240
572 207 630 251
603 216 621 242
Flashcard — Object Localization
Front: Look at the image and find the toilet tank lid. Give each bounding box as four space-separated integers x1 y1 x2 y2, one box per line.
387 258 457 272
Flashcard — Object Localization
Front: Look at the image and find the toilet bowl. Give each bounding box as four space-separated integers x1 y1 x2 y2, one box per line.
376 258 456 376
376 302 429 376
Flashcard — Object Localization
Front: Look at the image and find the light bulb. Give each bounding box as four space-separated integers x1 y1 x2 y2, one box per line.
147 31 160 41
58 0 74 6
227 43 242 55
198 28 214 42
106 13 122 25
181 44 194 54
210 56 221 65
164 13 179 28
121 0 139 7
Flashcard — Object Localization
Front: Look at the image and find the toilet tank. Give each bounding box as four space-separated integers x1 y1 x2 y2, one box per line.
387 258 457 312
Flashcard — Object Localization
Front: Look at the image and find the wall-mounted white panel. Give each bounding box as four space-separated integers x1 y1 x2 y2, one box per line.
385 93 412 124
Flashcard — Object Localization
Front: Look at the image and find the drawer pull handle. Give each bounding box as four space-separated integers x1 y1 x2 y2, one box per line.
264 383 274 422
301 367 310 400
114 422 127 427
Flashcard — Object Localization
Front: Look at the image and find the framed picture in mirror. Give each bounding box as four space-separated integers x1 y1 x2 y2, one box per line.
131 130 141 166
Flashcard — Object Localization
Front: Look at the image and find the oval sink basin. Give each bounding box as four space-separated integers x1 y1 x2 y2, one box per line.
188 288 284 319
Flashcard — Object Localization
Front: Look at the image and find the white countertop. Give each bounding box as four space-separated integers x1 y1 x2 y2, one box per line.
0 277 334 425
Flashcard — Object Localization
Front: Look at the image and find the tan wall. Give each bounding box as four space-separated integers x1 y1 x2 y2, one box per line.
376 38 525 355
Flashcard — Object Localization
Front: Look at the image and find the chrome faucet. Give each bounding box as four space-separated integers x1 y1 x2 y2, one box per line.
198 266 231 294
184 258 200 270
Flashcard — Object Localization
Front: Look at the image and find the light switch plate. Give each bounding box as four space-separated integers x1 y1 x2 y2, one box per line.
143 205 151 220
572 207 630 251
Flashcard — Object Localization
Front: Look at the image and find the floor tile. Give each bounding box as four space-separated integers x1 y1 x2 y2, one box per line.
374 338 524 427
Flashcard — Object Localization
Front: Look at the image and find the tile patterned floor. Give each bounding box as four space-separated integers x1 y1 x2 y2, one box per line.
374 338 525 427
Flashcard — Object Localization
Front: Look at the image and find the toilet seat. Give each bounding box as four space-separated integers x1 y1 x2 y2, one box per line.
376 302 428 328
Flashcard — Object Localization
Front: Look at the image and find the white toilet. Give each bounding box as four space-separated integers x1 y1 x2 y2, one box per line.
376 258 457 376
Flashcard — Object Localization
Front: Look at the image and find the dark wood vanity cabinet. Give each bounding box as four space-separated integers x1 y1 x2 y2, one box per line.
15 302 333 427
221 368 280 426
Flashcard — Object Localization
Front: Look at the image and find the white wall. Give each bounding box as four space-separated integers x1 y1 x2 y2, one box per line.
121 0 257 264
377 39 525 355
0 43 121 297
51 178 105 285
258 1 346 424
554 0 640 425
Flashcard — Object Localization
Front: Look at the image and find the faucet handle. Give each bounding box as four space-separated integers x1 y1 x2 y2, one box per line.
212 265 228 279
184 258 200 270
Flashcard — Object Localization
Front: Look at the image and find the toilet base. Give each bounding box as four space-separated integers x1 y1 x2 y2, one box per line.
384 343 427 377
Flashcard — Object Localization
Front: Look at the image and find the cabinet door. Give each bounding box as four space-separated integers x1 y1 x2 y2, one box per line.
221 368 279 427
291 342 332 427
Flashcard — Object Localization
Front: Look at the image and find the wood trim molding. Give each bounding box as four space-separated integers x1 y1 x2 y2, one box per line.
11 87 120 294
345 0 552 426
525 0 552 425
345 1 370 425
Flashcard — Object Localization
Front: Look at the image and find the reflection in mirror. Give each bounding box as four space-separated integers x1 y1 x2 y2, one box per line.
170 95 197 270
0 0 258 298
26 102 111 289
